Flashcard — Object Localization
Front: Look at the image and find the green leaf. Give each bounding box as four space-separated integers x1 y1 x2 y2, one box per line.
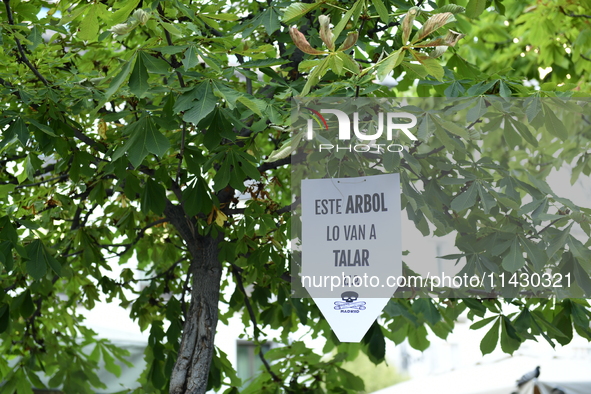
27 26 43 51
115 116 170 167
500 316 521 354
102 346 122 377
543 103 568 141
182 82 217 125
337 51 360 74
261 7 281 35
480 317 500 355
200 13 238 21
237 96 264 117
465 0 486 19
332 0 363 45
14 369 34 394
476 183 496 214
0 241 14 271
451 183 478 212
407 324 430 351
412 299 441 325
182 178 212 217
373 0 390 24
283 2 321 23
242 7 280 37
140 51 170 74
0 217 17 245
183 46 200 71
417 114 436 141
508 117 538 147
129 52 149 97
110 0 141 26
573 258 591 296
525 96 542 122
240 58 290 68
467 80 497 96
25 240 48 280
503 117 521 148
236 152 261 180
212 81 241 108
411 50 444 81
25 118 56 137
567 235 591 262
435 4 466 14
213 158 231 192
501 237 525 273
161 22 182 37
376 49 404 81
466 97 487 123
7 118 29 146
105 59 133 100
266 131 304 162
518 236 547 271
499 80 511 97
141 179 166 215
301 56 331 96
79 4 99 41
547 223 572 260
432 115 471 139
365 323 386 363
470 315 498 330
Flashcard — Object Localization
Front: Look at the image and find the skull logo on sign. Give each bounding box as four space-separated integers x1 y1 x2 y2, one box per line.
341 291 358 303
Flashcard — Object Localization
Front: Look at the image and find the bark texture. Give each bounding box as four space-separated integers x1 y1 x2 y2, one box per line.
166 202 223 394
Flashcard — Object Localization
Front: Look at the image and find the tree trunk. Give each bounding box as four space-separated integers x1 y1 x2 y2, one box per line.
165 201 223 394
169 235 222 394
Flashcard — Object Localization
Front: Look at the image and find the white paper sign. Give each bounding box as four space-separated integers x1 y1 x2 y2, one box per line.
301 173 401 342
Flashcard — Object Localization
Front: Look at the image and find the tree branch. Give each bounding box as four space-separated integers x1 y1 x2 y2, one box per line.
235 54 253 95
14 174 69 189
231 264 281 383
562 9 591 19
72 127 107 152
132 257 186 282
3 0 50 86
257 156 291 172
176 122 187 184
157 4 186 89
100 218 169 255
415 145 445 159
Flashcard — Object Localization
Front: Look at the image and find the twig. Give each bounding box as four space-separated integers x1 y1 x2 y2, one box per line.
3 0 50 86
176 122 187 184
231 264 281 383
157 4 186 89
415 145 445 159
100 218 169 255
563 10 591 19
72 128 107 152
14 174 68 189
536 217 566 236
126 257 186 282
235 54 253 95
257 156 291 172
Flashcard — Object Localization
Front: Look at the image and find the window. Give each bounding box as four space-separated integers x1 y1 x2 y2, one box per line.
236 341 271 384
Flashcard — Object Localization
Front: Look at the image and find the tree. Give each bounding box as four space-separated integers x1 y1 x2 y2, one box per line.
1 0 590 393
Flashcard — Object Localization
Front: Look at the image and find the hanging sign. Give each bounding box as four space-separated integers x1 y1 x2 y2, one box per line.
301 173 402 342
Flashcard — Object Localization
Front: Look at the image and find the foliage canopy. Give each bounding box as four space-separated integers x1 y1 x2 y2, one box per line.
1 0 591 393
